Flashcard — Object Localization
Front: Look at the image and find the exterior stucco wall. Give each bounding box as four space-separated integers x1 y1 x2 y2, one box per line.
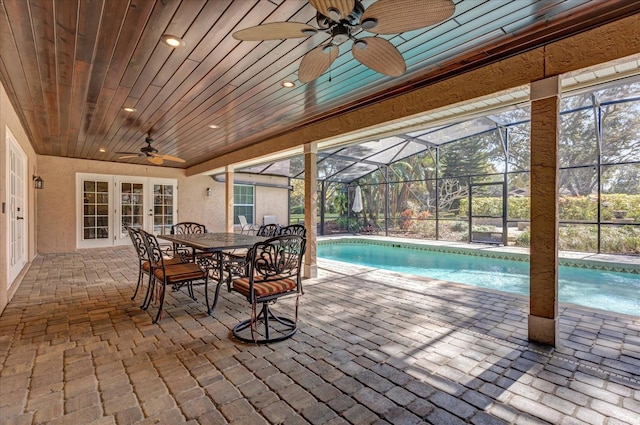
0 81 38 313
35 157 290 252
37 155 184 253
176 173 289 232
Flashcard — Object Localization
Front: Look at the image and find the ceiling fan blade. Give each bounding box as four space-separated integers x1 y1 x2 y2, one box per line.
154 153 186 163
299 44 339 83
361 0 455 35
118 155 142 159
232 22 318 41
147 156 164 165
116 151 143 155
352 37 406 77
309 0 355 21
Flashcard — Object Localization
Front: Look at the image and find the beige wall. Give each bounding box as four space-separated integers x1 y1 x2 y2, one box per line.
36 157 290 252
37 156 184 253
179 173 290 232
0 81 38 313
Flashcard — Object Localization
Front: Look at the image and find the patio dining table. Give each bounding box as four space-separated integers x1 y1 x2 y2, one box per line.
158 232 267 314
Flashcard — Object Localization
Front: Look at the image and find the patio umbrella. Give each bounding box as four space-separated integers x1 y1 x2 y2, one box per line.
352 186 363 214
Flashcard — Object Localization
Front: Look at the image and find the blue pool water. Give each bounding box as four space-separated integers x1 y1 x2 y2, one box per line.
318 243 640 316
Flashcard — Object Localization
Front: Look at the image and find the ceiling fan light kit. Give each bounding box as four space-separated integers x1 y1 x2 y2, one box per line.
232 0 454 83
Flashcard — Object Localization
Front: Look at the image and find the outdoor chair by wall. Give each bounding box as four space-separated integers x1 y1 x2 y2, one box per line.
126 226 183 307
256 223 280 237
140 229 209 323
229 234 306 344
238 215 257 234
279 224 306 237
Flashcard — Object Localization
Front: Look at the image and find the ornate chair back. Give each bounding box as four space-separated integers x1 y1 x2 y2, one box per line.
279 224 306 238
170 222 206 255
171 222 206 235
256 223 280 237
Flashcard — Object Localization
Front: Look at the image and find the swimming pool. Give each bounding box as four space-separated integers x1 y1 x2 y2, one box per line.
318 241 640 316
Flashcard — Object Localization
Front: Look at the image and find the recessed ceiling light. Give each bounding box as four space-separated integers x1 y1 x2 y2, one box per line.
281 80 295 88
123 107 136 112
209 124 220 129
98 148 106 153
161 34 184 48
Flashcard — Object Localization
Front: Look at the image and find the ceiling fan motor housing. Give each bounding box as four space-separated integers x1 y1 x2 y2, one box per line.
316 0 364 28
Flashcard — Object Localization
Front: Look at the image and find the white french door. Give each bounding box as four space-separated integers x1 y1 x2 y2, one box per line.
77 173 177 248
6 129 28 287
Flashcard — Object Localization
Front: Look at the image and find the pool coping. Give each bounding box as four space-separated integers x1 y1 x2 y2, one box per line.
318 235 640 275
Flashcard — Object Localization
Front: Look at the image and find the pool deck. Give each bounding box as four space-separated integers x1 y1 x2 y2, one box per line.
0 246 639 424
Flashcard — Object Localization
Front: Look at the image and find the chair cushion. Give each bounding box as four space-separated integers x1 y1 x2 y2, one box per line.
154 263 205 283
232 276 297 298
142 257 183 272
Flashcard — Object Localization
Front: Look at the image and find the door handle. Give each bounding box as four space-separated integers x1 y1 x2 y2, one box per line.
17 216 24 220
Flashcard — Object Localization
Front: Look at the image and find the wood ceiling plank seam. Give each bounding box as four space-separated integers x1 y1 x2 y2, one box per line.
113 58 202 153
119 1 182 88
187 1 273 64
151 4 292 124
149 1 308 132
161 36 326 143
148 2 320 141
54 0 79 157
152 0 232 86
71 0 103 156
121 0 211 133
0 8 41 149
81 85 118 158
76 0 129 157
84 0 129 104
93 85 131 153
3 0 49 153
102 0 156 90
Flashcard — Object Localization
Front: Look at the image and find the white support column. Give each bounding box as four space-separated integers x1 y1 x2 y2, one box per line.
304 142 318 278
225 165 235 233
528 75 560 346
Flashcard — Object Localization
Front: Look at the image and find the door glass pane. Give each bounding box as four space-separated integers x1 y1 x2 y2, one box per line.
83 180 109 240
153 184 174 235
121 182 144 238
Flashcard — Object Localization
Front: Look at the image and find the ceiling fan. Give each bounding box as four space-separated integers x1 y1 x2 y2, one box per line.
117 135 185 165
232 0 455 83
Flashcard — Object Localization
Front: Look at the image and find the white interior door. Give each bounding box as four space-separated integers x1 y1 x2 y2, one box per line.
6 129 28 287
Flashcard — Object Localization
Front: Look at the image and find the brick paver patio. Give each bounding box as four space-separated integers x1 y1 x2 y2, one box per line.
0 247 638 424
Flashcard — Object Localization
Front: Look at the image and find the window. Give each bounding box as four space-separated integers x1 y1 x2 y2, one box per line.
234 184 255 224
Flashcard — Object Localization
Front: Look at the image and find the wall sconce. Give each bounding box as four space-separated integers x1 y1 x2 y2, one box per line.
206 187 212 197
33 175 44 190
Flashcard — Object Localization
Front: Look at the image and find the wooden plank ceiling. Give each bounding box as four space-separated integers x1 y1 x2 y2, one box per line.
1 0 639 169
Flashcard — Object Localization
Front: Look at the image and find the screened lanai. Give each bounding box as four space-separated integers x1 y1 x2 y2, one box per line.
232 71 640 256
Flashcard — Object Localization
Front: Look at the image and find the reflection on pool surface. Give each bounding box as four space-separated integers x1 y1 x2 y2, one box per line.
318 242 640 316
